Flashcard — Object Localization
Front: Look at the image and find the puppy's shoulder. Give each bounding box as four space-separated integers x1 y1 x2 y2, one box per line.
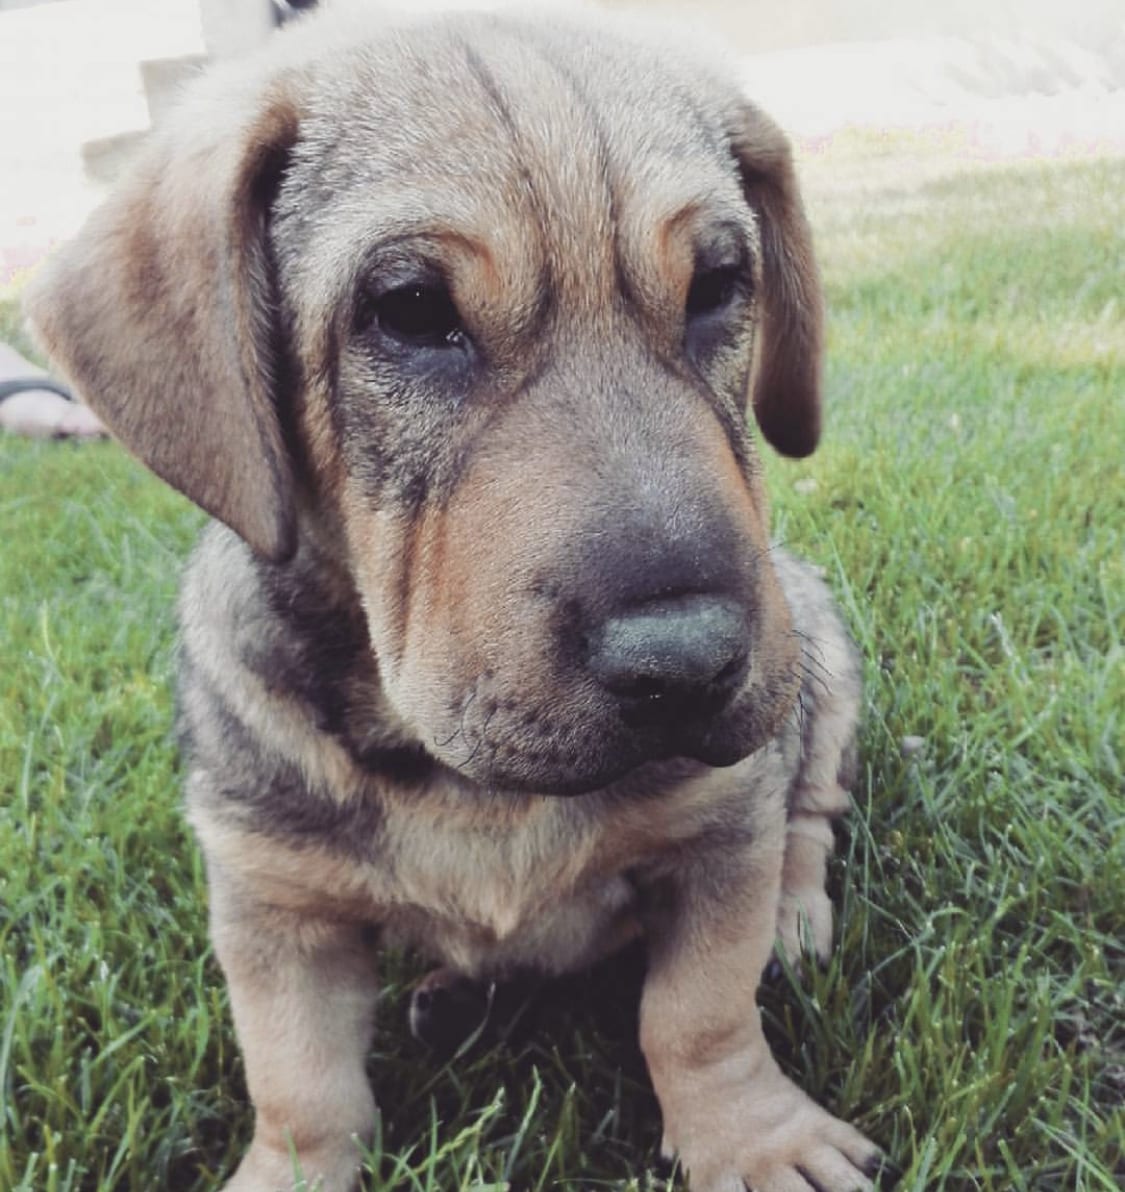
772 548 862 811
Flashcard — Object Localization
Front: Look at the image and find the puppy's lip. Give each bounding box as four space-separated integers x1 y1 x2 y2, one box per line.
475 755 651 798
444 736 660 797
457 727 755 799
614 683 739 731
678 733 757 768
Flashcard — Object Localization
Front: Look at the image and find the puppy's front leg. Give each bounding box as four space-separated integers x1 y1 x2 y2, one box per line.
208 871 377 1192
640 829 879 1192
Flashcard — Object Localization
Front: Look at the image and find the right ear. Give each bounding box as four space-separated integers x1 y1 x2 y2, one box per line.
25 71 302 562
728 102 824 460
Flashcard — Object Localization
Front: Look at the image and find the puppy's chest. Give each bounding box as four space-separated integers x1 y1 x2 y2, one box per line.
371 800 643 977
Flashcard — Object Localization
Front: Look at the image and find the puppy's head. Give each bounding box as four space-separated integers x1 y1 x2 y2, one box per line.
27 10 823 794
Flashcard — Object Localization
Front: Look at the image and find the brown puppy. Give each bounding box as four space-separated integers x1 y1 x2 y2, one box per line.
27 7 879 1190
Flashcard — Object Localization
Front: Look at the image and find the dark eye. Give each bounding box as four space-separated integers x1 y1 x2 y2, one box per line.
361 283 466 348
685 265 742 320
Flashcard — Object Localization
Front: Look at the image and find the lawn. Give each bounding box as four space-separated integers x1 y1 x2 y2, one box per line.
1 150 1122 1191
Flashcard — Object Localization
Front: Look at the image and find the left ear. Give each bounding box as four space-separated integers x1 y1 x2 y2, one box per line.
729 104 824 458
24 70 303 562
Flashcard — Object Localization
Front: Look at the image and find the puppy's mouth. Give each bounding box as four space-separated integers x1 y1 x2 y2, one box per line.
430 676 784 799
520 725 757 799
403 597 797 796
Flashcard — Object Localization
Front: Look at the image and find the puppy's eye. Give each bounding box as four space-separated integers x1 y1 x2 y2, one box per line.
363 283 466 348
685 265 742 320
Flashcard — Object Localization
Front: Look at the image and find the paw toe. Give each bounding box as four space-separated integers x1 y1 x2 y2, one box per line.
862 1151 900 1189
776 887 833 966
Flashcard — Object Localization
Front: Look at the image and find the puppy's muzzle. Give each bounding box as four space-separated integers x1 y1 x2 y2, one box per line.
586 595 749 729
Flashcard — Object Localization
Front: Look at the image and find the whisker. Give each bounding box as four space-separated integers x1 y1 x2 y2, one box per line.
433 685 477 752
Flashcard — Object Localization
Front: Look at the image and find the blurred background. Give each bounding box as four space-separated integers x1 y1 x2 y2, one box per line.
1 0 1123 282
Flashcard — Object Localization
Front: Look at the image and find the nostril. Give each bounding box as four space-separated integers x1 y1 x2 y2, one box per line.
712 653 745 688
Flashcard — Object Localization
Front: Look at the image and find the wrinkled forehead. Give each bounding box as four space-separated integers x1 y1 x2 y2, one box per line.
275 15 752 312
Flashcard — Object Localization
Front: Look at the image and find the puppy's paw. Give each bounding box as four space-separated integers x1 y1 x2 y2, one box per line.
409 967 491 1054
661 1066 880 1192
774 882 834 971
223 1140 362 1192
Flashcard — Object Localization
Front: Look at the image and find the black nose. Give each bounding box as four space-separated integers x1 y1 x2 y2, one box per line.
586 596 748 721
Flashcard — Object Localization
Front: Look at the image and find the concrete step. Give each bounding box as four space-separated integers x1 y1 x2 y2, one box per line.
81 128 148 185
79 52 207 186
141 53 207 125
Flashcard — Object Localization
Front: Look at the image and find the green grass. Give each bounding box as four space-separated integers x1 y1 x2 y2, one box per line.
2 154 1122 1190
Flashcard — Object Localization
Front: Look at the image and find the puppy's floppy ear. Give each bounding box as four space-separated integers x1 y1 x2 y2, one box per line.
25 73 302 561
730 105 824 458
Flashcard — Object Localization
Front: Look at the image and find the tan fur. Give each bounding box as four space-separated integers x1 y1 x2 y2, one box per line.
26 79 302 560
26 8 879 1191
208 874 378 1192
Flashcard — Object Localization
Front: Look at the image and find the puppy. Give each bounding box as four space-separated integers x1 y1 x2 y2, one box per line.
27 7 880 1190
